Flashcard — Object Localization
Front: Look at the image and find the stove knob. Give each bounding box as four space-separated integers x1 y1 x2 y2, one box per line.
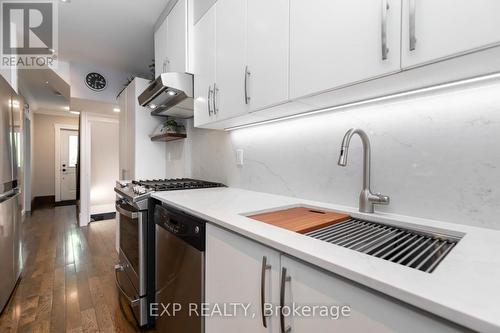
194 226 200 234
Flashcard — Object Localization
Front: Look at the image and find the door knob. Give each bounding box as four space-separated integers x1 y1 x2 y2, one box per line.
62 164 66 167
62 169 67 172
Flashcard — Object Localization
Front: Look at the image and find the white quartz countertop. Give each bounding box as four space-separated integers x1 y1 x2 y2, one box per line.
151 187 500 332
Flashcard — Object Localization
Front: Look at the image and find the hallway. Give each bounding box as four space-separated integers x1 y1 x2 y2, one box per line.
0 206 140 333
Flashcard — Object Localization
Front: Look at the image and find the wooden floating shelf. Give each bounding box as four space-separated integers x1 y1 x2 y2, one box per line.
150 133 187 142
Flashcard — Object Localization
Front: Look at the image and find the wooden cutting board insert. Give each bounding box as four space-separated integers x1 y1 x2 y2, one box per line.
248 207 350 234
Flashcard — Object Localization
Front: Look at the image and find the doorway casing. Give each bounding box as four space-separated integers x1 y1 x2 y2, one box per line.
54 123 79 203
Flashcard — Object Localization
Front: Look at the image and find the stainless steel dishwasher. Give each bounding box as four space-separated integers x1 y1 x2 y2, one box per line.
154 203 205 333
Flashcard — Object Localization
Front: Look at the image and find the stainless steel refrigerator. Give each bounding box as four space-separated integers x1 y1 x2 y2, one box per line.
0 75 22 312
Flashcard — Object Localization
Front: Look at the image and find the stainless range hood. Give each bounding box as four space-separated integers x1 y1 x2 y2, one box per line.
138 73 194 118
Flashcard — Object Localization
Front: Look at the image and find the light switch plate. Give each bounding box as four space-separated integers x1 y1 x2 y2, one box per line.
236 149 244 166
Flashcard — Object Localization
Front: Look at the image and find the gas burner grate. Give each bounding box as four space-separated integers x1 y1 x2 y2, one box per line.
133 178 226 191
305 218 461 273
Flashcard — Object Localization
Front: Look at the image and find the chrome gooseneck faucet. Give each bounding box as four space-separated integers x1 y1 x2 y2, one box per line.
338 128 390 213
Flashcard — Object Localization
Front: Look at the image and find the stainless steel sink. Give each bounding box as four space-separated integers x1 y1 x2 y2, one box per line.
305 217 461 273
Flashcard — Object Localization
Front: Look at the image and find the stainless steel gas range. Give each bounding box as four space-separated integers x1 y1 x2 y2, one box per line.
113 178 225 327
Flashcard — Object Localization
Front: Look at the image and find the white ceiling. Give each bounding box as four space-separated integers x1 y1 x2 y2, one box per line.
58 0 169 76
18 68 71 114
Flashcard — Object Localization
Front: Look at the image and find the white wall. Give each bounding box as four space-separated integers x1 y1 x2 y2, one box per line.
90 120 119 214
32 113 79 198
169 79 500 230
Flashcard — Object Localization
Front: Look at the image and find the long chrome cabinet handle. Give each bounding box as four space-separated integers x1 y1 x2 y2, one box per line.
260 256 272 328
381 0 390 60
207 85 213 116
409 0 416 51
244 66 251 104
280 267 292 333
213 83 219 114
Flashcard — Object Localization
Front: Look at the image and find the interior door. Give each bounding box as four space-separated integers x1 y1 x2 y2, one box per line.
290 0 402 99
60 129 79 201
402 0 500 68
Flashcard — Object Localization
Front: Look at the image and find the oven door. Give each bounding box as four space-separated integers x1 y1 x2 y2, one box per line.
115 200 149 325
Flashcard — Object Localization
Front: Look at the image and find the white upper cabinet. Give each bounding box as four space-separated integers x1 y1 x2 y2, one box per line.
166 0 187 73
193 0 217 24
154 19 168 78
214 0 247 121
289 0 402 99
193 5 216 127
154 0 188 76
246 0 289 112
402 0 500 68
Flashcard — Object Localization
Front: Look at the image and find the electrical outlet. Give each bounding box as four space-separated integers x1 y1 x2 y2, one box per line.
236 149 244 166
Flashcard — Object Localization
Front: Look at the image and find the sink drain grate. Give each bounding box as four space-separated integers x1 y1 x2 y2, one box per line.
305 218 460 273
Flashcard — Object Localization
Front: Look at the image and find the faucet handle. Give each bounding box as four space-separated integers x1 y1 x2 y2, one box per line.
373 193 390 205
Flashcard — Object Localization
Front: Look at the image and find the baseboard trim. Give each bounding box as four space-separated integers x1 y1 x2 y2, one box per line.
55 200 76 207
90 212 116 222
31 195 55 210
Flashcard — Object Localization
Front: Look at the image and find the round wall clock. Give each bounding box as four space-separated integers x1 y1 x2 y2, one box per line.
85 72 107 91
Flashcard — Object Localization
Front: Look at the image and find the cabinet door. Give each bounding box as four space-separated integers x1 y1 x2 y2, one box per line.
206 225 281 333
247 0 289 111
166 0 187 72
280 256 468 333
154 19 168 77
402 0 500 68
193 5 216 127
193 0 217 24
214 0 247 121
290 0 401 99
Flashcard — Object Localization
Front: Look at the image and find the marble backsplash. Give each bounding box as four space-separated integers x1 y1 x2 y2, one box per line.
165 80 500 230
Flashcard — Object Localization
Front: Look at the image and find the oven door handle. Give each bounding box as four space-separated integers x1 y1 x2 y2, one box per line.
116 203 139 219
115 264 140 307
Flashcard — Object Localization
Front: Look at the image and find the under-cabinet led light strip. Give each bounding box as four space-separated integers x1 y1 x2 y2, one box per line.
224 71 500 131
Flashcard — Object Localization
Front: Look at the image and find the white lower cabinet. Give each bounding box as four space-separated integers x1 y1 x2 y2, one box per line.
280 255 468 333
206 224 281 333
206 225 470 333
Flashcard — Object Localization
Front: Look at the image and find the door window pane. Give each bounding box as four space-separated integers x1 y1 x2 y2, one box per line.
69 135 78 167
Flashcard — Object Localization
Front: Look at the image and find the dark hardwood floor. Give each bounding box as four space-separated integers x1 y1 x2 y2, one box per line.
0 205 143 333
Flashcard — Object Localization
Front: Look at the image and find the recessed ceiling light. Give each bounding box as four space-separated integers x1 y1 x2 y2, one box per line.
113 108 121 113
63 106 70 110
149 104 157 109
70 111 80 115
167 90 177 96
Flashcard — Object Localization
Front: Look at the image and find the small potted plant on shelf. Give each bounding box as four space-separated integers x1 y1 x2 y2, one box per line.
161 118 185 134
